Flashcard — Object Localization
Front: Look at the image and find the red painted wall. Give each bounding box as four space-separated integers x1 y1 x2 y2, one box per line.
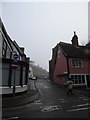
53 75 64 84
54 52 67 75
88 60 90 74
53 51 67 84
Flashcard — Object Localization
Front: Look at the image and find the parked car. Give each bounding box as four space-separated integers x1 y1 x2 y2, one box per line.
31 76 37 80
44 77 47 80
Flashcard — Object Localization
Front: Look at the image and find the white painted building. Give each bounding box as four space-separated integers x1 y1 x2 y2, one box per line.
0 18 29 95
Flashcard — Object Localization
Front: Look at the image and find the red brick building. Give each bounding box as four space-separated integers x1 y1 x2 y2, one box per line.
49 32 90 88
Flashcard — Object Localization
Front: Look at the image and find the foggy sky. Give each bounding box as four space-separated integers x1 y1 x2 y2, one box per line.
1 1 88 71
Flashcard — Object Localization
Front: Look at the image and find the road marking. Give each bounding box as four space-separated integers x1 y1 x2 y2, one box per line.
31 99 42 105
78 97 86 99
76 103 89 107
68 107 90 112
3 116 18 120
78 97 89 101
44 85 50 88
73 103 89 108
83 98 89 101
41 105 62 112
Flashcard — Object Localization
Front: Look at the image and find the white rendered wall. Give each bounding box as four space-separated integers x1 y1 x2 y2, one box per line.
0 85 27 94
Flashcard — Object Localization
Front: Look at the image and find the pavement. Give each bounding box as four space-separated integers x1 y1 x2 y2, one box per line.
2 80 90 109
2 80 39 109
2 90 39 108
50 80 90 97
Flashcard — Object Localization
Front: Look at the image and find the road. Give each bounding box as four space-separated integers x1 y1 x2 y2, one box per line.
2 79 89 119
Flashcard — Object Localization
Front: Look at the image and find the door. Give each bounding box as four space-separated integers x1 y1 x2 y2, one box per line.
86 75 90 88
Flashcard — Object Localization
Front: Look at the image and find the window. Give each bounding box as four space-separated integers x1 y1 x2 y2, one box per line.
78 75 81 83
2 40 7 57
82 75 85 83
6 47 11 58
22 66 26 84
3 41 7 49
72 58 83 67
2 63 10 86
71 75 85 84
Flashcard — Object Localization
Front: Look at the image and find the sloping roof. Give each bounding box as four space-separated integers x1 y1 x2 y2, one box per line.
59 42 86 58
0 18 13 51
52 44 58 64
85 42 90 58
0 18 26 56
86 42 90 48
13 41 24 55
0 18 2 29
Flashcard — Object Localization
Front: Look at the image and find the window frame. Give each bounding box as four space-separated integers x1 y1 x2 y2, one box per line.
71 58 83 67
70 74 85 85
2 40 7 57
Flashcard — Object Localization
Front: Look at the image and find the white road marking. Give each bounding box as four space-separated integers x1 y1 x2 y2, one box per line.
83 98 89 101
3 116 18 120
76 103 89 107
41 105 62 112
73 103 89 108
68 107 90 112
44 85 50 88
78 97 89 101
31 99 42 105
78 97 86 99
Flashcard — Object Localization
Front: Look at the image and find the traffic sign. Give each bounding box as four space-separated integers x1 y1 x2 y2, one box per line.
12 51 19 69
13 51 19 60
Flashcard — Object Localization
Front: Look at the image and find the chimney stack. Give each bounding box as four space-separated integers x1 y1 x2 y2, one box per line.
71 31 79 46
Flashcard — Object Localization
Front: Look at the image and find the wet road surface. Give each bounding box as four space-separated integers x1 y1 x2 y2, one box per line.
2 79 89 118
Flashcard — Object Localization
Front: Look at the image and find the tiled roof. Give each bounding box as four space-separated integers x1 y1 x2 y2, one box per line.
86 42 90 48
59 42 86 58
85 42 90 58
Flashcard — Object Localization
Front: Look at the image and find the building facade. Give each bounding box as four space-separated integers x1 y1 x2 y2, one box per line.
49 32 90 88
0 18 29 95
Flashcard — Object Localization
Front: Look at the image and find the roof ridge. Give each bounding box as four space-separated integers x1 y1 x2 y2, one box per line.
59 41 86 58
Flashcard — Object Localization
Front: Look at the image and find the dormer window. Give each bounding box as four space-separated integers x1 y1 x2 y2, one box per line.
71 58 83 67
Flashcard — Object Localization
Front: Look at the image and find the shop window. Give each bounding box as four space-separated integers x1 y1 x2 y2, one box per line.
70 75 85 84
82 75 85 83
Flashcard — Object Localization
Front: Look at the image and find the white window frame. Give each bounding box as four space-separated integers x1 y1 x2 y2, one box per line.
70 74 86 85
71 58 83 67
